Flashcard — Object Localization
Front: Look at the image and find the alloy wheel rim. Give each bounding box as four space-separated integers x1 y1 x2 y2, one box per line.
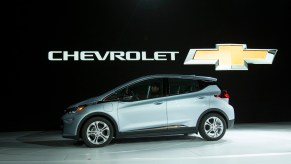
86 121 110 144
204 117 224 138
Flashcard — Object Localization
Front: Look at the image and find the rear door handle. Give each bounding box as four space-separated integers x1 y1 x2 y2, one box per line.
197 96 205 99
153 101 163 105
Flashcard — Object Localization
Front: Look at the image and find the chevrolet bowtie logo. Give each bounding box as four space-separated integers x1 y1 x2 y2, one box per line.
184 44 277 70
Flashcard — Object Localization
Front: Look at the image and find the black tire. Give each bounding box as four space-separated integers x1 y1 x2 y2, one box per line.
82 117 113 147
198 113 226 141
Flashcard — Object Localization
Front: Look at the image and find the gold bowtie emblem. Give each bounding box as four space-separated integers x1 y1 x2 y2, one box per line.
184 44 277 70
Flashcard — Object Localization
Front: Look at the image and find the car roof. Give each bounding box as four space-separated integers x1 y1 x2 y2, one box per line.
136 74 217 82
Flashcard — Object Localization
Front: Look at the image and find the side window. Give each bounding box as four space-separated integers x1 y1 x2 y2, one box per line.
124 78 163 101
169 78 200 95
104 92 119 101
105 78 164 102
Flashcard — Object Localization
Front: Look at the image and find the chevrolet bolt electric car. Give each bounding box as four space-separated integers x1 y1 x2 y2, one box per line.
62 74 235 147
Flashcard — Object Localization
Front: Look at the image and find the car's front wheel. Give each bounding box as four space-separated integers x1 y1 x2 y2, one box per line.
82 117 113 147
198 113 226 141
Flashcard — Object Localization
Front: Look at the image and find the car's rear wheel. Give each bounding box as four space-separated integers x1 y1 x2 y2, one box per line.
82 117 113 147
198 113 226 141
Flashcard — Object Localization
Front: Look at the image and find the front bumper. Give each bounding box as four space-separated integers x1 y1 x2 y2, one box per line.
61 113 81 140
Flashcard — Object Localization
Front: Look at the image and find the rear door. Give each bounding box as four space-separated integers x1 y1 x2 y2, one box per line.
166 78 210 128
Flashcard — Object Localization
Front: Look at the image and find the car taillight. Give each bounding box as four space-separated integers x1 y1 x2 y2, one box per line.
215 90 230 98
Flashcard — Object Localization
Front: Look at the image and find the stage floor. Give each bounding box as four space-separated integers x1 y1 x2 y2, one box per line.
0 122 291 164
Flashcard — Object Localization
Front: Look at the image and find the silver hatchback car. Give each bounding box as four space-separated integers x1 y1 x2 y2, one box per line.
62 74 235 147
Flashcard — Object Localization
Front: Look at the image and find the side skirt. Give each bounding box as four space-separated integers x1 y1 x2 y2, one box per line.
116 126 197 139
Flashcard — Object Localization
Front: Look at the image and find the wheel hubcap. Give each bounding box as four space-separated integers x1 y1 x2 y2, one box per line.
204 117 224 138
86 121 110 145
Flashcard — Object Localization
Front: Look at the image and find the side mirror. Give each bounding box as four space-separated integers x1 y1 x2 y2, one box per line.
121 95 133 101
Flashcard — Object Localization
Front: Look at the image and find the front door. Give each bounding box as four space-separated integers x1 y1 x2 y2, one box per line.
117 78 167 132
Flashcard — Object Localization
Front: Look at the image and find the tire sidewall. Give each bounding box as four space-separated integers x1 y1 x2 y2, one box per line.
199 113 226 141
82 117 114 147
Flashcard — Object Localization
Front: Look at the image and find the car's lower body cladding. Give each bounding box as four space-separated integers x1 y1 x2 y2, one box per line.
228 119 235 128
117 125 197 138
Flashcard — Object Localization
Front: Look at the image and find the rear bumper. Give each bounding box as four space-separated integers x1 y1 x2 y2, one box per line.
228 119 235 128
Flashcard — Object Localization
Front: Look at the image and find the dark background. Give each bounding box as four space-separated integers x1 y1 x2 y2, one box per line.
12 0 290 131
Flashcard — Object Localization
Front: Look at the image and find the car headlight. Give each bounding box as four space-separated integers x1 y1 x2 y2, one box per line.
75 105 87 113
66 104 87 114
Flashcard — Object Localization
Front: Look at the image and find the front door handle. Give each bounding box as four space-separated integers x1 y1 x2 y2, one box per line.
153 101 163 105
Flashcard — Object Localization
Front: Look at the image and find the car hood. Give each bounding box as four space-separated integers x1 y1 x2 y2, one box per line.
67 96 102 109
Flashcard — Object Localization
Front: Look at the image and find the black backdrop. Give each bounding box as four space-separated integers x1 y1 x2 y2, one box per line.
12 0 291 131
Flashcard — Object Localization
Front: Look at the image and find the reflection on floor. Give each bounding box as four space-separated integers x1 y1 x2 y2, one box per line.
0 122 291 164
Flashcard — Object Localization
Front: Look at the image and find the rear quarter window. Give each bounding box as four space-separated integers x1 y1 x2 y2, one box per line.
168 78 219 96
169 78 201 95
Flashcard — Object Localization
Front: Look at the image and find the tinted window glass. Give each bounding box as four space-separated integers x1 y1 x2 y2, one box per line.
169 78 200 95
104 92 119 101
106 78 164 101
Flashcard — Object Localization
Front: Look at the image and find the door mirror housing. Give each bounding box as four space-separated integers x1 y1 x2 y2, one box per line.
121 95 133 102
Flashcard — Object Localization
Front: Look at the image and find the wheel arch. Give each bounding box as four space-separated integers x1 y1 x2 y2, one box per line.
196 108 230 129
77 112 119 139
